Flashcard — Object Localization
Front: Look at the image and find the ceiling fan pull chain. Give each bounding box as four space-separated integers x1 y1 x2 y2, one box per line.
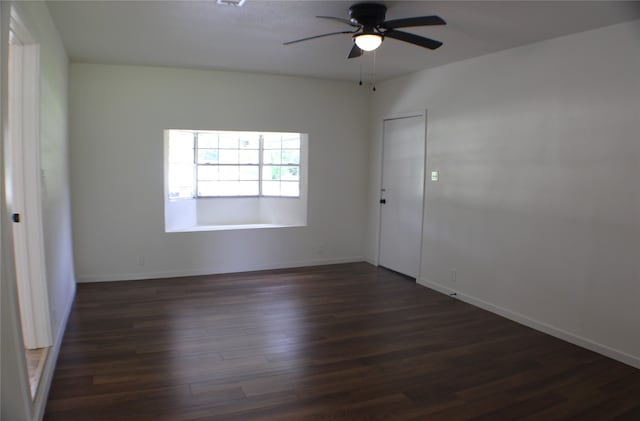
372 50 377 92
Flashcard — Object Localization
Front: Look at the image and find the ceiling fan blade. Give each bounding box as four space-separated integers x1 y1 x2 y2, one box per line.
348 44 363 59
317 16 357 27
381 15 446 29
383 29 443 50
283 31 355 46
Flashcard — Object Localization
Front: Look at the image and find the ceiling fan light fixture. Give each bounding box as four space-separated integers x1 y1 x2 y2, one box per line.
354 33 382 51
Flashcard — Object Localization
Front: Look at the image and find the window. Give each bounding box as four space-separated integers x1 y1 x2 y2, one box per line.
167 130 301 199
164 129 308 231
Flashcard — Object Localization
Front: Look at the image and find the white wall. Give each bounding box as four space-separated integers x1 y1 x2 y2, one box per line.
259 196 307 226
70 64 369 282
165 197 197 230
368 21 640 367
193 197 307 227
195 198 262 226
37 0 75 349
1 1 75 419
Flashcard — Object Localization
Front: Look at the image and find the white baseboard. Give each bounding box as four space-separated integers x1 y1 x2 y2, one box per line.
363 257 377 266
420 278 640 370
32 281 76 420
76 256 365 283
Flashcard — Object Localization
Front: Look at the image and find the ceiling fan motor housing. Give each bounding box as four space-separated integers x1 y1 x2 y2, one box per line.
349 3 387 31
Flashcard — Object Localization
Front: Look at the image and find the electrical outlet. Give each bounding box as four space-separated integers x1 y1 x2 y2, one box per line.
451 269 456 283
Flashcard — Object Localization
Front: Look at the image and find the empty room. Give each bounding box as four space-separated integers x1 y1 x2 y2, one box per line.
1 1 640 419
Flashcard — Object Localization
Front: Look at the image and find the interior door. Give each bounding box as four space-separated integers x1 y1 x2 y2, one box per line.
379 115 425 279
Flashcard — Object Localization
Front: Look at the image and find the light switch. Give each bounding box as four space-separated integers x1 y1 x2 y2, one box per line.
431 170 439 182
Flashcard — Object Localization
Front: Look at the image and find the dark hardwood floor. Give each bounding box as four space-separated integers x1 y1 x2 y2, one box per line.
45 263 640 420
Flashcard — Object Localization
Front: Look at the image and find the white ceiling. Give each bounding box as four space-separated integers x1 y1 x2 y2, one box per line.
47 1 640 82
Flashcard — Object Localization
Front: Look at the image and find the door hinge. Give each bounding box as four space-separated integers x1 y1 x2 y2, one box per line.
12 213 21 223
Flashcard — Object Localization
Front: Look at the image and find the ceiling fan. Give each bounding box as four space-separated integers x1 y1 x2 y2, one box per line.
283 2 446 59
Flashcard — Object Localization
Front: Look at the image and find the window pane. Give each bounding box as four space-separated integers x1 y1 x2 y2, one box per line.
263 150 281 165
197 149 218 164
219 181 241 196
219 166 240 180
282 136 300 149
239 166 259 180
281 181 299 197
197 165 218 181
239 149 259 164
262 181 280 196
197 132 218 148
218 149 239 164
197 181 217 196
238 181 259 196
199 181 243 196
219 133 238 149
281 166 299 181
281 150 299 165
263 165 281 181
239 133 260 149
263 134 282 149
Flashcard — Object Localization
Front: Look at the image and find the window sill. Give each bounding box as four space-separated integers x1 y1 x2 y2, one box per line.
166 223 305 233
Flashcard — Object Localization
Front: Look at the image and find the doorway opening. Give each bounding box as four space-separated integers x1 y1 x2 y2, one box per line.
7 6 52 399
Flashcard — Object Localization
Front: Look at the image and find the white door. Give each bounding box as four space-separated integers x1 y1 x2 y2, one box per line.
379 115 425 279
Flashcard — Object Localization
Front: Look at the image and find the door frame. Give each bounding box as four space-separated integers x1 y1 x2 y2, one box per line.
7 5 52 349
377 110 428 280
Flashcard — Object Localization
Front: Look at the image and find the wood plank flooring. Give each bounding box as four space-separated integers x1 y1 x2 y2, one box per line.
45 263 640 420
